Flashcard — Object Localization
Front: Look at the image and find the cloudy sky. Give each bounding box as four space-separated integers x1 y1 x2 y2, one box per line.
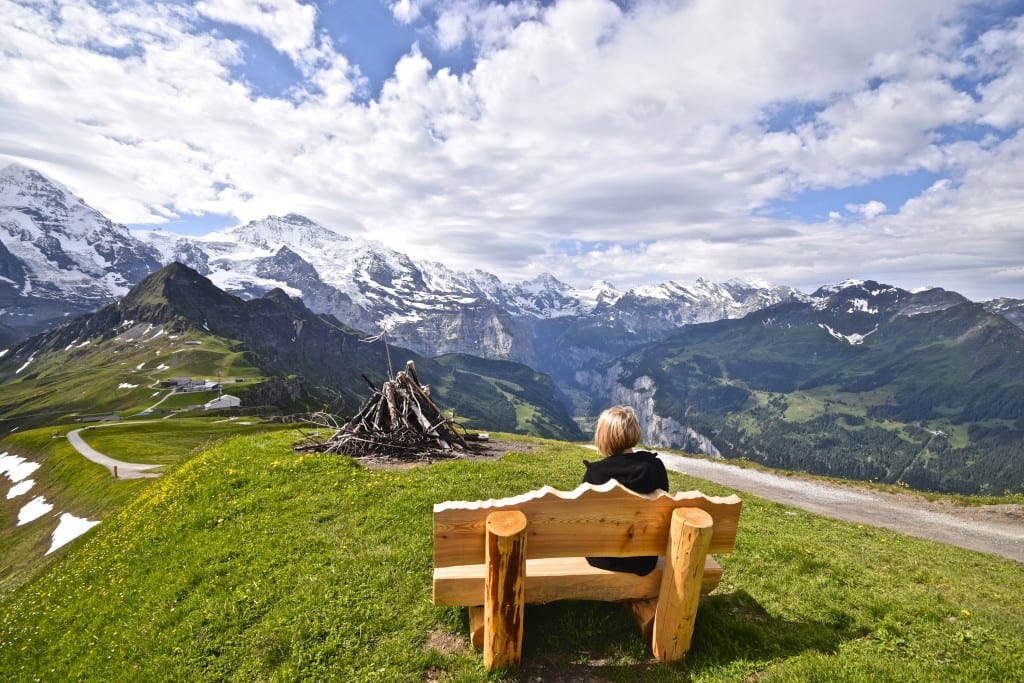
2 0 1023 300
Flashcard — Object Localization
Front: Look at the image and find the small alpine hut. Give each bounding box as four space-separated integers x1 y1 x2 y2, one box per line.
297 360 475 460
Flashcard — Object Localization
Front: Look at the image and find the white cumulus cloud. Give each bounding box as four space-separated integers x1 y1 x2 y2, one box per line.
1 0 1023 299
195 0 317 62
847 201 889 219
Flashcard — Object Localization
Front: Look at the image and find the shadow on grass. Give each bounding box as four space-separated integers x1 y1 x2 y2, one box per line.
489 590 864 682
687 590 863 667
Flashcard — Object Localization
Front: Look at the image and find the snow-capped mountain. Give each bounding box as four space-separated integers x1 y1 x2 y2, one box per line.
135 214 800 375
143 214 617 323
984 297 1024 330
0 163 162 341
1 165 796 374
133 210 793 349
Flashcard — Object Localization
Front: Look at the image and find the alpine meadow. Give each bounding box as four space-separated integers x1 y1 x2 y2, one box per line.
3 1 1024 680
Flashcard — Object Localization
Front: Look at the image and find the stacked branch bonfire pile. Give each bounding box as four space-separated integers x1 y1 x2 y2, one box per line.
296 360 477 460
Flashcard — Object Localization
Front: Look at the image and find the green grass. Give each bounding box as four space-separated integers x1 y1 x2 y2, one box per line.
0 331 265 431
67 417 295 466
0 429 153 594
781 392 822 421
460 372 546 433
0 419 294 594
157 390 221 410
1 433 1023 681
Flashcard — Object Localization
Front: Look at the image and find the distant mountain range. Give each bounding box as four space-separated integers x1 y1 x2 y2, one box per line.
0 164 797 371
0 263 581 440
136 214 802 415
3 163 1023 493
600 280 1024 494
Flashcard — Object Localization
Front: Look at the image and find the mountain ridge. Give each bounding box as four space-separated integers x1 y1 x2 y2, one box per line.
3 165 1024 493
4 163 1022 362
0 164 802 349
603 279 1024 494
0 263 581 440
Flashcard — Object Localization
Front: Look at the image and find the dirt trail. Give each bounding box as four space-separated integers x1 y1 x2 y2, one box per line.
658 452 1024 564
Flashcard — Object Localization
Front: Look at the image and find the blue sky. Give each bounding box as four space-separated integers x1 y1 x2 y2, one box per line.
2 0 1024 300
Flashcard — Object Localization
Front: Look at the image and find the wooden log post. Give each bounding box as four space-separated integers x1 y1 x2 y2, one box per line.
652 507 714 663
484 510 528 670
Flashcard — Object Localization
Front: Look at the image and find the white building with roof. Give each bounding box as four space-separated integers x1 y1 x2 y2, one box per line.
204 394 241 411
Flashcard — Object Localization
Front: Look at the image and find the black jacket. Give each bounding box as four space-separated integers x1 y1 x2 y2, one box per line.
582 450 669 575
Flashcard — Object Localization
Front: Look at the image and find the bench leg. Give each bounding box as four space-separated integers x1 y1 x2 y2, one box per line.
469 606 484 650
652 507 714 663
628 597 658 643
484 510 528 670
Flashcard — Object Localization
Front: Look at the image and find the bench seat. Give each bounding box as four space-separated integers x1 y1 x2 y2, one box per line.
433 555 722 606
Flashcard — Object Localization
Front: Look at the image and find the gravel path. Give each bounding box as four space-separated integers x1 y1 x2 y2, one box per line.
139 389 176 414
659 452 1024 564
66 426 162 479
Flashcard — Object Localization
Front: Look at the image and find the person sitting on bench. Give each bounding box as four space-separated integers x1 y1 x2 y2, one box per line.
582 405 669 576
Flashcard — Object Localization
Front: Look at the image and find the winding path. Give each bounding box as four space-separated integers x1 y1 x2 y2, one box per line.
66 425 162 479
658 452 1024 564
139 388 176 414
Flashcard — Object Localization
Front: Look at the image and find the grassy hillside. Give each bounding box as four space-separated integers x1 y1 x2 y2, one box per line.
0 264 583 441
614 295 1024 495
430 354 580 439
1 431 1022 681
0 419 294 594
0 326 265 433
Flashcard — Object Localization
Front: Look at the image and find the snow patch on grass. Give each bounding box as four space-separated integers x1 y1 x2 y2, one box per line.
0 452 40 482
18 496 53 525
7 479 34 499
47 513 100 554
15 353 35 374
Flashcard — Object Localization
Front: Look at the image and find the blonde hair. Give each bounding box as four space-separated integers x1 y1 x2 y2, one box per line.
594 405 642 456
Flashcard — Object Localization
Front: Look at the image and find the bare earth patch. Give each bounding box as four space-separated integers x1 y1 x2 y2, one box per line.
422 629 469 683
517 658 646 682
357 438 538 470
423 628 467 655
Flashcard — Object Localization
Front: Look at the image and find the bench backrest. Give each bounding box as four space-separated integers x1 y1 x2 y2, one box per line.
433 480 742 569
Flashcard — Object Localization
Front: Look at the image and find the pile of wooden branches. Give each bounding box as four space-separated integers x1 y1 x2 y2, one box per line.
295 360 474 460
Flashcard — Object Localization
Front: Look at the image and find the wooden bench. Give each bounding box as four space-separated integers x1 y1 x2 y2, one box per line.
432 480 742 669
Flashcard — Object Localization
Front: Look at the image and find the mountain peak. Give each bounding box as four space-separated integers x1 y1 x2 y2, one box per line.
521 273 569 293
1 161 56 183
225 214 349 251
281 213 318 226
1 161 41 179
810 279 902 300
116 262 239 324
586 279 621 296
632 281 687 300
0 164 162 322
0 162 82 209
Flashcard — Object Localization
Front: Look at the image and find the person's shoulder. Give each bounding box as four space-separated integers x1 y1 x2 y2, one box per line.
630 449 660 460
